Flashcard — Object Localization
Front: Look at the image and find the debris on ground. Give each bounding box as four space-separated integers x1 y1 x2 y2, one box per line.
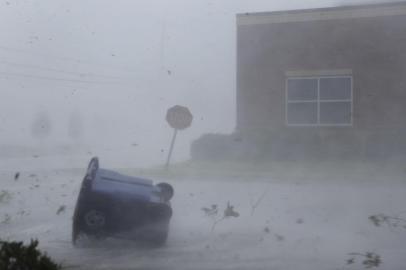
347 252 382 268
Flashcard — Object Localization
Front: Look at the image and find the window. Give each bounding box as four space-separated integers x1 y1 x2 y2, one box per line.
286 75 352 126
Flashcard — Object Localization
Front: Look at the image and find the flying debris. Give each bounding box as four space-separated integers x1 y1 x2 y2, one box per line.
56 205 66 215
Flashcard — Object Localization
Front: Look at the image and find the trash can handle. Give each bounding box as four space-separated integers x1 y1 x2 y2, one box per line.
85 157 99 181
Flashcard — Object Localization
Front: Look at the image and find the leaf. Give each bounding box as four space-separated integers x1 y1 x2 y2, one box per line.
274 234 285 241
201 206 218 217
224 202 239 218
0 190 12 204
56 205 66 215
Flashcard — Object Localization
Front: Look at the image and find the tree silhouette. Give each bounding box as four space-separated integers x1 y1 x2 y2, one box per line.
68 111 84 141
31 111 52 140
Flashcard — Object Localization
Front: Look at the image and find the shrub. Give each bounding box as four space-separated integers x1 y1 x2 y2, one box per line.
0 239 61 270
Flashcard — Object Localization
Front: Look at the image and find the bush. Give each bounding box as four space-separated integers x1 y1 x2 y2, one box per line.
0 239 61 270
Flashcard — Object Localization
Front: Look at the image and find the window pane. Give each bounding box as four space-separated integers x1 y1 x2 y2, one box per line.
319 77 351 100
287 79 317 100
320 102 351 124
287 102 317 124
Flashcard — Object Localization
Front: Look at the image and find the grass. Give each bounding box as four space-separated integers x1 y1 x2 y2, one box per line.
119 158 406 184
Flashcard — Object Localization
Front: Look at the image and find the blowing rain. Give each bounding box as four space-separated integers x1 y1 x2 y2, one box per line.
1 0 406 269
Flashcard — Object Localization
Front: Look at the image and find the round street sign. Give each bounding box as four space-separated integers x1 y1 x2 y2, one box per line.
166 105 193 130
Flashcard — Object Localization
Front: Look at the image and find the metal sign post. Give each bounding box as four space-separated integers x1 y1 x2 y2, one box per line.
165 128 178 169
165 105 193 169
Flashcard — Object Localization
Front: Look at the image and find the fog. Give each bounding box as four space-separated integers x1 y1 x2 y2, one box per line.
0 0 394 168
1 0 406 269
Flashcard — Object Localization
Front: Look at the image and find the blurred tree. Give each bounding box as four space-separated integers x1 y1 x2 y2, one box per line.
68 111 84 141
31 111 52 139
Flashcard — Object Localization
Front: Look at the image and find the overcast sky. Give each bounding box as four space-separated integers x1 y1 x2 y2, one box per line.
0 0 398 165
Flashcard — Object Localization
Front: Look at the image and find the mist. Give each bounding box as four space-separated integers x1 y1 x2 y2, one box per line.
1 0 406 269
1 0 392 169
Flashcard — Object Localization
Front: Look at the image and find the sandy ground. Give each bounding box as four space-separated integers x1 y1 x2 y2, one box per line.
1 159 406 270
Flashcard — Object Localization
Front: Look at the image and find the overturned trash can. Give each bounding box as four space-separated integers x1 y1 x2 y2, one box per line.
72 157 174 246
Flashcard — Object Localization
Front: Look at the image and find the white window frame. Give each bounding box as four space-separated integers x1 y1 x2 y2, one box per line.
285 75 353 127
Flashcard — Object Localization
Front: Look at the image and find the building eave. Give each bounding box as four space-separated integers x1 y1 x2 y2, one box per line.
237 1 406 26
